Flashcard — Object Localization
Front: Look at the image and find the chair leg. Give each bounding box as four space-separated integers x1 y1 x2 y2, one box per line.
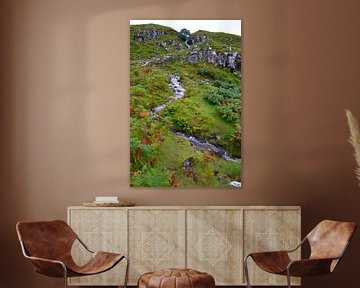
286 269 291 288
123 255 130 288
244 255 252 288
62 264 68 288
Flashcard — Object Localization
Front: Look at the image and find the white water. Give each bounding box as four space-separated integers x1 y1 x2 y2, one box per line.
173 131 240 162
151 74 185 115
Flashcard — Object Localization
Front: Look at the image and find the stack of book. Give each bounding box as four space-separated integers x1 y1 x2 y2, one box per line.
82 196 135 207
93 196 119 204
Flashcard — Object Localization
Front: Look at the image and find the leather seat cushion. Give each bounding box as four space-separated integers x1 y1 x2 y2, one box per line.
138 268 215 288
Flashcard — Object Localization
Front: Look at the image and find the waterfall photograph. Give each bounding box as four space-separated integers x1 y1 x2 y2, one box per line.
130 20 241 188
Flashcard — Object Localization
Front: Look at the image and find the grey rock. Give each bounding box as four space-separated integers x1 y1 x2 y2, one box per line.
187 52 198 64
183 158 193 170
135 29 165 42
187 46 241 70
193 34 206 43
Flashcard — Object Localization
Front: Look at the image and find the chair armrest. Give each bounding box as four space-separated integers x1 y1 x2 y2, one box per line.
26 255 67 278
246 251 291 274
76 236 94 253
247 250 290 258
287 258 336 277
19 240 67 277
245 237 306 259
26 255 65 265
245 237 306 260
286 237 307 253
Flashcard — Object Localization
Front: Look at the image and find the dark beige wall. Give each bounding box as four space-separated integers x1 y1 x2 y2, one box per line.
1 0 360 287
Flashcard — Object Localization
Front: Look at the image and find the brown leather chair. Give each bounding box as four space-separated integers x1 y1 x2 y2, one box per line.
16 220 129 288
244 220 356 288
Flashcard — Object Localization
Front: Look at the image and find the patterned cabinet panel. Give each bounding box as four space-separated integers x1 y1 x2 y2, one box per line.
243 209 301 286
68 208 127 286
187 209 243 285
128 209 186 284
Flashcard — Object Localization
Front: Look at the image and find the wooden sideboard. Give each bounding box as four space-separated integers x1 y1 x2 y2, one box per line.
67 206 301 286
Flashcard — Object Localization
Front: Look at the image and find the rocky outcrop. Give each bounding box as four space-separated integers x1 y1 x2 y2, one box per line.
134 29 240 70
188 47 241 70
158 40 184 50
158 34 206 49
134 29 166 42
139 49 241 71
192 34 206 43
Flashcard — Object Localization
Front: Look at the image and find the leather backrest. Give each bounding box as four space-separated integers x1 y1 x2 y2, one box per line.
16 220 77 261
307 220 356 260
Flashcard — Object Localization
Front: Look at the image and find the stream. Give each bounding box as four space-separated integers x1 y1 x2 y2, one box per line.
173 131 240 162
151 74 185 115
150 74 241 187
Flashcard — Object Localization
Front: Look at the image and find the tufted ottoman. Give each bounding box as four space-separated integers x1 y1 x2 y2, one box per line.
138 268 215 288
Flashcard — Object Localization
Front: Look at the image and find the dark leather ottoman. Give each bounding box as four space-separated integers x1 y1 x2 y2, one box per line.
138 268 215 288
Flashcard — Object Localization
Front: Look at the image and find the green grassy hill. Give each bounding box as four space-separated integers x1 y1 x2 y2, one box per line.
130 23 241 187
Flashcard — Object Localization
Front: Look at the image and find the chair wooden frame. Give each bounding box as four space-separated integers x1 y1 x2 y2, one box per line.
16 220 129 288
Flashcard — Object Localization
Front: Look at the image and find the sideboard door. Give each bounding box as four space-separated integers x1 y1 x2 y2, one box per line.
128 209 186 284
187 209 243 285
68 208 127 286
243 208 301 286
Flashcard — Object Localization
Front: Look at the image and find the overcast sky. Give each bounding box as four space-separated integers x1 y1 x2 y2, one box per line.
130 20 241 36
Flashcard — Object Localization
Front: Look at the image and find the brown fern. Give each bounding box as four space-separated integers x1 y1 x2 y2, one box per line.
345 109 360 186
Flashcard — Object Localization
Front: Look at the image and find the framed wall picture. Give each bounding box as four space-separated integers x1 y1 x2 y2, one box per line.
130 20 241 188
